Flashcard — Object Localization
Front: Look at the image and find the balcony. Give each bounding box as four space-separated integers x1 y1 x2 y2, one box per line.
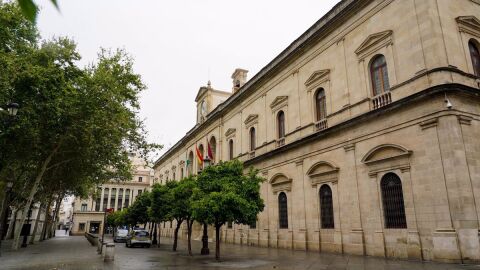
315 118 328 131
276 138 285 148
372 91 391 109
249 151 256 159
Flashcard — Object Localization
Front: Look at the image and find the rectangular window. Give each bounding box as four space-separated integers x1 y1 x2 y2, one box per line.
138 176 143 182
79 223 85 231
138 190 142 196
81 204 88 211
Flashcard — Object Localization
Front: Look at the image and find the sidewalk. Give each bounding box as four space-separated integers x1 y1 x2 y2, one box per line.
1 234 479 270
0 235 107 270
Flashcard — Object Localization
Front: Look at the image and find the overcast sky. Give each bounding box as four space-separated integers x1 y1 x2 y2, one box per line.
36 0 339 155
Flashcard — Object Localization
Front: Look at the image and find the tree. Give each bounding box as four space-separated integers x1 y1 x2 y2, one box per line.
126 191 151 228
169 176 197 254
192 160 265 260
16 0 58 22
150 183 172 244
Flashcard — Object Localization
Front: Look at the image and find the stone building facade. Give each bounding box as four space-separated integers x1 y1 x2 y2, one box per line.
71 153 153 235
153 0 480 263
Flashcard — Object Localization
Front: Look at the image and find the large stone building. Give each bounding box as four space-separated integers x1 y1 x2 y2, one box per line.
153 0 480 263
71 153 153 235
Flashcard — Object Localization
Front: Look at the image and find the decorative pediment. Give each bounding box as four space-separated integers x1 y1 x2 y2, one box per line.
194 86 209 102
307 161 339 186
270 96 288 111
361 144 412 165
269 173 292 193
225 128 236 138
244 114 259 127
355 30 393 60
304 69 330 88
456 16 480 37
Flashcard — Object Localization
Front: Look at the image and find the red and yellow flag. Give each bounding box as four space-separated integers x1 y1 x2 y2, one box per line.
196 146 203 167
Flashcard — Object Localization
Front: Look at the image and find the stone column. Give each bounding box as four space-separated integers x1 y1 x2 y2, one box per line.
342 144 365 255
106 188 112 209
435 115 479 262
293 160 307 250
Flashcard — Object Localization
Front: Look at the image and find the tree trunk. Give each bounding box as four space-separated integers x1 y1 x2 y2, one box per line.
29 202 43 244
187 219 194 256
12 145 59 250
40 197 53 241
215 224 221 261
5 208 17 239
50 195 62 238
172 220 182 251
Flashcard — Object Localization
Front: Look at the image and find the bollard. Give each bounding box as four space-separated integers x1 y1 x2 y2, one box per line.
104 243 115 262
97 238 102 254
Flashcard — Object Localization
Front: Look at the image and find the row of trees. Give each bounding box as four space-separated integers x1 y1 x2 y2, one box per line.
0 2 158 251
107 160 265 260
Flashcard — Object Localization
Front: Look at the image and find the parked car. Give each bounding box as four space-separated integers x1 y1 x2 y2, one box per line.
114 229 129 243
126 230 151 248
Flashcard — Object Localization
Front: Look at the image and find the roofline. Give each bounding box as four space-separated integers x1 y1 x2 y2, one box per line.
154 0 370 168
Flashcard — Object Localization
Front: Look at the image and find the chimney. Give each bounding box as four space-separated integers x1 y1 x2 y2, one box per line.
231 68 248 93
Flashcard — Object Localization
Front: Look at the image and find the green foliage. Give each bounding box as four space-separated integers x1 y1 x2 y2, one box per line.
150 183 172 223
16 0 59 22
192 160 265 227
126 191 151 226
169 176 197 222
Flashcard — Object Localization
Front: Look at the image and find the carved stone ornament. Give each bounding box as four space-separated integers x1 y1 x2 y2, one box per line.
225 128 236 138
355 30 393 60
456 16 480 37
270 96 288 111
306 161 339 186
304 69 330 89
244 114 259 128
361 144 412 165
269 173 292 193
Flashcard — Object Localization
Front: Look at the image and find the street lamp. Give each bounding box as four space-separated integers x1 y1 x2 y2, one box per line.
200 156 211 255
6 103 19 116
0 181 14 256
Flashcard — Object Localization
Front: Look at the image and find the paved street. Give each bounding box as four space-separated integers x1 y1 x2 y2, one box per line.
1 233 480 270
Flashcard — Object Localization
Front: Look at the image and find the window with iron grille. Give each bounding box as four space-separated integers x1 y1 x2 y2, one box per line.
319 185 334 228
370 55 390 96
229 139 234 160
381 173 407 229
278 192 288 229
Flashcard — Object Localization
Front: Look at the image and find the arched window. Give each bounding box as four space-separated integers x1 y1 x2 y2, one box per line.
229 139 234 160
315 88 327 121
278 192 288 229
381 173 407 229
173 172 176 180
180 168 184 179
319 185 334 229
209 136 216 163
469 40 480 76
277 110 285 138
198 144 204 171
188 151 194 175
370 55 390 96
249 127 256 152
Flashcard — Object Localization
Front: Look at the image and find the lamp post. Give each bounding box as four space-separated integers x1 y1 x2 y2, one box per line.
200 156 211 255
0 181 14 256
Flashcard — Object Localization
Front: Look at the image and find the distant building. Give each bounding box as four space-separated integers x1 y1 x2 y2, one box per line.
71 153 153 235
153 0 480 263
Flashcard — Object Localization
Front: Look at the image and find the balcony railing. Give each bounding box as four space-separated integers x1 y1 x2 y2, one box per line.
372 91 391 109
315 119 328 131
276 138 285 148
